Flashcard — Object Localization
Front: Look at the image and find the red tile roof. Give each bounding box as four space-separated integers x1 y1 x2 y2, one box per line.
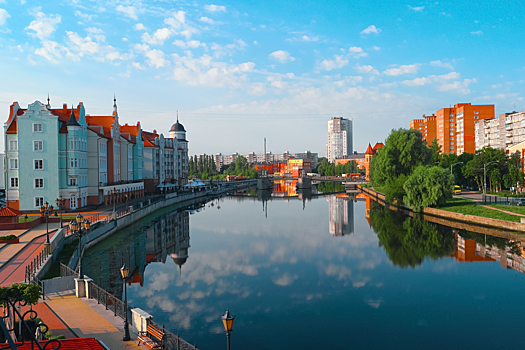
0 207 23 217
365 144 374 155
9 337 107 350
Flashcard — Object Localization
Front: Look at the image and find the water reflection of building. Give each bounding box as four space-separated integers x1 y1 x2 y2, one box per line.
454 231 525 274
272 180 298 197
327 194 354 236
145 210 190 275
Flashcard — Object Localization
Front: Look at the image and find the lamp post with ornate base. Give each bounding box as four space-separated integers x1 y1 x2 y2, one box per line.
120 264 131 341
221 309 235 350
40 202 54 254
69 214 91 297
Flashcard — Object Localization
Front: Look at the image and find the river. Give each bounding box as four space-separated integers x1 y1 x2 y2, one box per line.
82 190 525 350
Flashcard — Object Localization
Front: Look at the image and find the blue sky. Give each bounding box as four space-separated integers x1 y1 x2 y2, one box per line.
0 0 524 156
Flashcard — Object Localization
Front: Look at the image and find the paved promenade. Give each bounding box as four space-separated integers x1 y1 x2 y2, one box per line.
0 222 60 286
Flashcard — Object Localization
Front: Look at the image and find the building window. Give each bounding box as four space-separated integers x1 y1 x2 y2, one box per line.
34 159 43 170
34 178 44 188
9 140 17 151
9 159 18 169
475 111 479 114
33 123 43 132
474 116 479 119
35 197 44 208
69 177 77 186
10 178 18 188
34 141 43 151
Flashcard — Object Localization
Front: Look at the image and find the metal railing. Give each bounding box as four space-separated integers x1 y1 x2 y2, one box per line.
24 248 50 283
151 320 198 350
63 214 103 236
88 281 131 325
60 262 77 277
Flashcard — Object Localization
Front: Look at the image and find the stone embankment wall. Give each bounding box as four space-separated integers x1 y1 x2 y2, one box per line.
37 182 255 280
359 185 525 236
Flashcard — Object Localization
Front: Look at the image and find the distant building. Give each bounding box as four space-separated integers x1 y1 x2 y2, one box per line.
475 109 525 152
334 152 366 170
250 157 312 177
410 103 494 155
214 151 318 171
326 117 353 162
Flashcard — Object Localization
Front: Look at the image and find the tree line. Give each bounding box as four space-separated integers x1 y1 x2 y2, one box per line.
369 128 525 212
316 157 360 176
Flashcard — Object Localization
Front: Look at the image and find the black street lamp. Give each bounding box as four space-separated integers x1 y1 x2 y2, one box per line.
55 196 64 228
40 202 54 253
110 187 120 218
69 214 91 279
221 309 235 350
120 264 131 341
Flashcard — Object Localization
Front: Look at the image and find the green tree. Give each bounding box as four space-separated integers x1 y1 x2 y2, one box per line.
370 128 432 186
429 137 441 163
403 166 452 212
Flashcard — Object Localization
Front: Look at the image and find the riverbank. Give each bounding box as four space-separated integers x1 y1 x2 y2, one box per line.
359 185 525 236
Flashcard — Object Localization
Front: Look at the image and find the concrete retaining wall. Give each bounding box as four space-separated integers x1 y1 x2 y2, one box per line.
42 276 75 294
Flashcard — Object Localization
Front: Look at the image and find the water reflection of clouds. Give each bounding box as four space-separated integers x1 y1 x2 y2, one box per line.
135 197 387 335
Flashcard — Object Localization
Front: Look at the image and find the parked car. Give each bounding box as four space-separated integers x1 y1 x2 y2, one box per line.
453 185 461 195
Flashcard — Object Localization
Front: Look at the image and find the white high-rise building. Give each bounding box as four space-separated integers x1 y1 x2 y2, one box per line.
326 117 352 162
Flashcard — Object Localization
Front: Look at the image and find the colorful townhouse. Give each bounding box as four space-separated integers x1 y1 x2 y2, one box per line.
4 98 188 211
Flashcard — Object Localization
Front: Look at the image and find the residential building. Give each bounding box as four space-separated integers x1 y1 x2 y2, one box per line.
3 97 190 211
214 151 318 171
334 152 366 171
363 143 384 181
476 110 525 153
411 103 494 155
326 117 353 162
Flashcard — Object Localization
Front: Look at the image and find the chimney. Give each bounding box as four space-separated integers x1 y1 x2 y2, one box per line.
63 104 67 113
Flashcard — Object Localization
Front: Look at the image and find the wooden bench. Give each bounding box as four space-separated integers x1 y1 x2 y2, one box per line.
138 324 164 349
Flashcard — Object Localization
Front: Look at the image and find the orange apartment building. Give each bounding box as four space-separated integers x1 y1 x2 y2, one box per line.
250 158 311 177
411 103 494 155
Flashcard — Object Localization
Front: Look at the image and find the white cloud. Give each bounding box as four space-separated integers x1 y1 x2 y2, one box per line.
134 23 146 31
430 60 454 70
360 25 381 35
132 62 145 70
348 46 367 58
26 11 61 40
74 10 92 22
355 63 379 75
116 5 138 20
471 30 483 35
248 82 267 96
371 46 380 51
383 64 420 76
301 35 319 42
164 11 199 39
64 31 132 62
401 77 431 86
204 4 226 12
173 40 205 49
438 78 476 94
210 39 247 58
199 16 216 24
408 5 425 11
145 49 169 68
0 8 10 26
34 40 63 63
171 52 255 88
142 28 172 45
320 55 348 71
269 50 295 63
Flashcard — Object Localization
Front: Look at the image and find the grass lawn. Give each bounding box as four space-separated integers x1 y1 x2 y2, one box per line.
486 204 525 216
437 198 522 223
18 217 37 223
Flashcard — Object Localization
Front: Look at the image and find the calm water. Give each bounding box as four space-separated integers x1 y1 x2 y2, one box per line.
83 192 525 350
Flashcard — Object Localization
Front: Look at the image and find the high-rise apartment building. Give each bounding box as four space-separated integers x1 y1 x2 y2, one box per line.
475 110 525 152
411 103 494 155
326 117 352 162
